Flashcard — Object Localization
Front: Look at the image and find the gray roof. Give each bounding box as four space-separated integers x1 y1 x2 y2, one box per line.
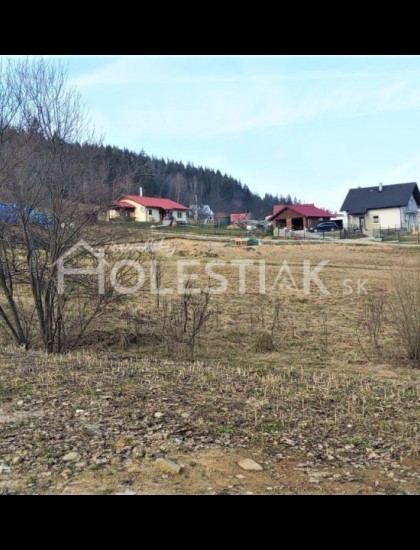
341 182 420 215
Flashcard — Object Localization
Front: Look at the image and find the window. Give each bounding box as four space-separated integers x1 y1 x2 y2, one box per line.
373 216 380 224
149 209 153 216
177 212 182 219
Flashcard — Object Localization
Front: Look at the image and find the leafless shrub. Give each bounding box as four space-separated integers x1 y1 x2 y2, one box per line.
253 331 275 353
356 290 388 361
123 302 160 349
390 266 420 366
160 278 213 361
52 249 147 352
187 290 212 360
355 267 420 367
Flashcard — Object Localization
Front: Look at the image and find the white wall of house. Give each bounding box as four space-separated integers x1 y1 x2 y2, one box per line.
364 194 419 230
118 200 161 222
364 208 401 231
348 197 419 231
173 210 188 223
145 208 161 223
109 200 188 223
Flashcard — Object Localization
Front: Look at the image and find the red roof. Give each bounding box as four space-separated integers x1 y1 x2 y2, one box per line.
119 195 189 211
271 204 332 219
112 200 135 209
230 213 248 223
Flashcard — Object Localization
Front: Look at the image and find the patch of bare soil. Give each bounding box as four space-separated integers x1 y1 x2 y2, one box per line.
54 448 420 496
0 349 419 495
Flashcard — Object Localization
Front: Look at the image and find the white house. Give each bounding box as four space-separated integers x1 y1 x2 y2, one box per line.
340 182 420 231
109 195 189 224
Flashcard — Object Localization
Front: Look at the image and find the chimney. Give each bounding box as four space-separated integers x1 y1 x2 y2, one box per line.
379 182 383 192
139 187 143 197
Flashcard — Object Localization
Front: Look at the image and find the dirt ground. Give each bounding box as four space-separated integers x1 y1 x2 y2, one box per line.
0 348 419 495
46 449 420 496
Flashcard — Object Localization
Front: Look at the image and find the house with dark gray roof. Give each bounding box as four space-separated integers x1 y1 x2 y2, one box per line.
340 182 420 231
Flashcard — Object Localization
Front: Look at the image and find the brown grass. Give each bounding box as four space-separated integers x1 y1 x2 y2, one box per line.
2 239 420 493
70 239 420 376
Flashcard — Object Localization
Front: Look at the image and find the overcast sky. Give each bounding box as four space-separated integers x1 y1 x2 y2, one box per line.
36 55 420 210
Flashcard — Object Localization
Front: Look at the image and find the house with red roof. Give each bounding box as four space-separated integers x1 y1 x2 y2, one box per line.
230 213 249 224
269 204 332 230
109 194 189 224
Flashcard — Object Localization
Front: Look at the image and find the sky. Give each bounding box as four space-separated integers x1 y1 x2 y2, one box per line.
36 55 420 211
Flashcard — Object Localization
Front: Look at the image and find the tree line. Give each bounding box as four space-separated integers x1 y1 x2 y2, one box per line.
88 145 300 219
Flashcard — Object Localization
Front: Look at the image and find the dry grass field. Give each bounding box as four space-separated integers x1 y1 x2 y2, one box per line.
100 238 420 376
1 238 420 494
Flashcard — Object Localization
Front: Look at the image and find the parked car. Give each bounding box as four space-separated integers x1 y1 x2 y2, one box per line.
308 221 340 233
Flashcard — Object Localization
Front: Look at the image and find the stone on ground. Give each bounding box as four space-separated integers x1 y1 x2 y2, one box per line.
153 458 182 475
62 452 81 462
238 458 263 472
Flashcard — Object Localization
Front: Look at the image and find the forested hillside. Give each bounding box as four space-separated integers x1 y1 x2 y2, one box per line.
90 145 300 219
0 131 301 219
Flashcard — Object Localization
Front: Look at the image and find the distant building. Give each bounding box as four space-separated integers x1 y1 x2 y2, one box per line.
108 195 189 224
230 213 249 224
341 182 420 231
269 204 332 230
215 212 230 227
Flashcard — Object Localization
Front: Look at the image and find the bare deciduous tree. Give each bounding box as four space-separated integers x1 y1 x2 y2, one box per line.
0 57 133 353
